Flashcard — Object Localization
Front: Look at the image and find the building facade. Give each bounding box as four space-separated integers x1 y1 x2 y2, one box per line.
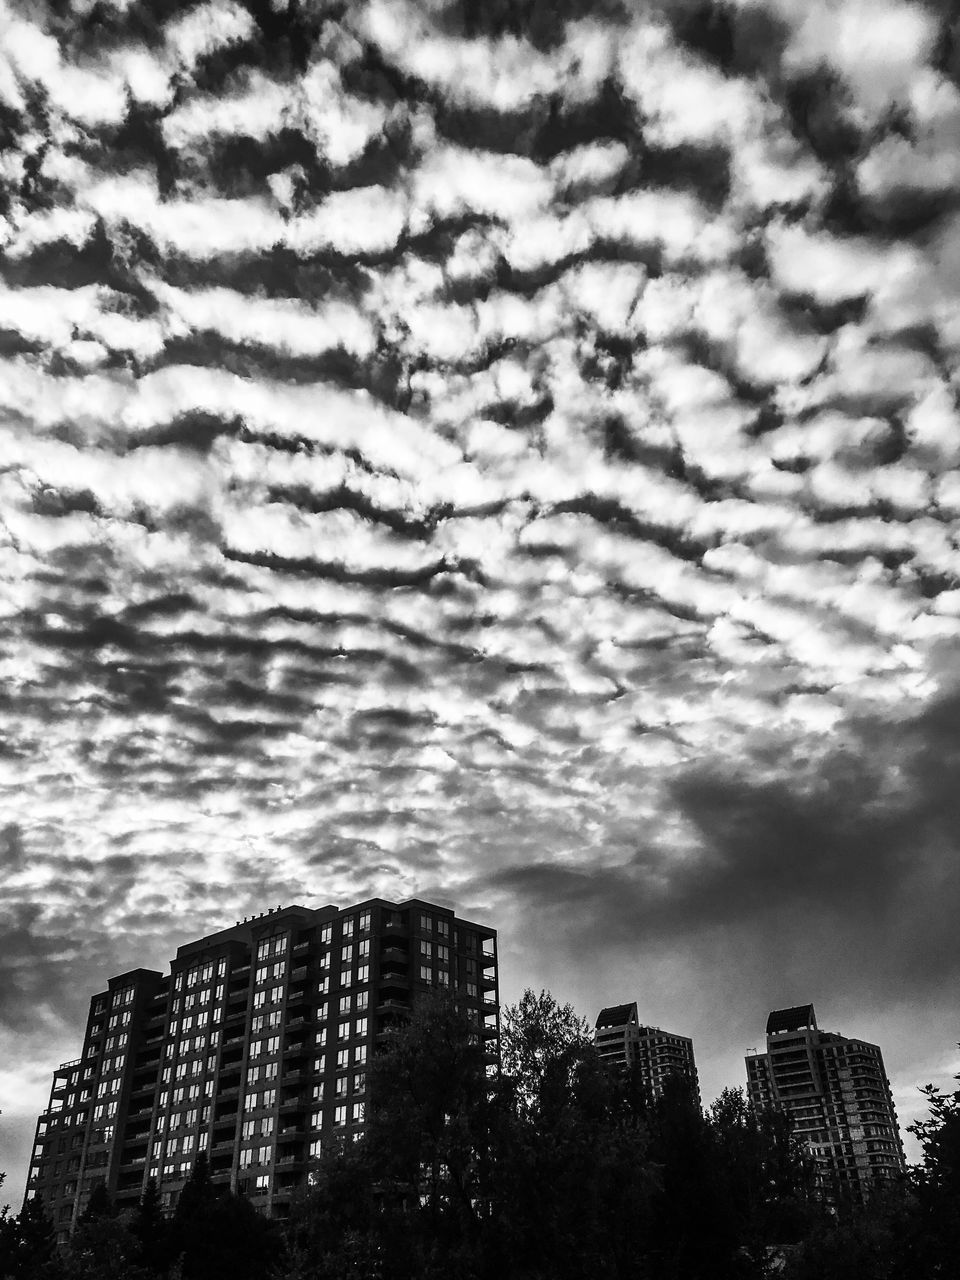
594 1002 700 1104
25 898 499 1237
745 1004 905 1201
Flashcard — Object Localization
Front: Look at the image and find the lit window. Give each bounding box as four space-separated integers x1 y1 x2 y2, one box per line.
418 913 431 932
340 970 351 988
342 917 355 939
339 996 351 1016
355 990 369 1012
358 912 371 933
357 965 369 983
255 1174 269 1191
334 1105 347 1126
341 944 354 964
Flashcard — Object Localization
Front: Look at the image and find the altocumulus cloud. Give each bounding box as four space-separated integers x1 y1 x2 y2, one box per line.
3 0 960 1202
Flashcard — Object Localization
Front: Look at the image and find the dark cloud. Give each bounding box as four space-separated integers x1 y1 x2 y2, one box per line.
475 687 960 1010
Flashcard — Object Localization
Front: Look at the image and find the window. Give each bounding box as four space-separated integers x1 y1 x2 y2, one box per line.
339 996 351 1016
437 945 449 963
355 1045 368 1066
338 1021 350 1042
255 1174 269 1191
420 966 432 982
355 1017 367 1038
342 917 355 939
320 924 332 945
341 944 354 964
358 911 371 933
337 1049 349 1070
310 1138 323 1157
437 920 449 939
352 1102 364 1123
353 1071 366 1093
355 990 369 1012
357 940 370 959
421 941 433 959
334 1105 347 1127
418 913 431 932
340 970 351 988
335 1075 348 1096
357 965 369 983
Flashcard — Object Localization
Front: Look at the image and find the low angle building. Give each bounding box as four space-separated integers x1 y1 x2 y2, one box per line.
594 1002 700 1104
745 1003 905 1201
25 898 499 1237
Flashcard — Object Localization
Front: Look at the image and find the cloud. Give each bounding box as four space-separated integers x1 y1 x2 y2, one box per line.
4 0 960 1208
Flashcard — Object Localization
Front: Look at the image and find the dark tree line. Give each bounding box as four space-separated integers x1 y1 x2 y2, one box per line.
3 991 960 1279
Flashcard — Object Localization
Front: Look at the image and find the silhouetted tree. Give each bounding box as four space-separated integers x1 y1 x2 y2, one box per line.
7 1194 63 1279
909 1074 960 1277
130 1179 167 1276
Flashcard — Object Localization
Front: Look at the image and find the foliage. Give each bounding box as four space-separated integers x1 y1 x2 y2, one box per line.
8 1021 960 1280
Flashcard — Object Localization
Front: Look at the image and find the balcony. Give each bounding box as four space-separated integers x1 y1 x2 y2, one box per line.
290 965 310 983
376 998 408 1016
379 970 409 989
279 1094 307 1113
381 947 408 964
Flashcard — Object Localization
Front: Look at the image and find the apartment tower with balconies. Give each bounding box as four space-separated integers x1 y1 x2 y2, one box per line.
745 1004 904 1202
25 898 499 1238
594 1002 700 1104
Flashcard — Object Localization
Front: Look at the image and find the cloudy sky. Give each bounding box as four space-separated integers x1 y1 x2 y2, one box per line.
4 0 960 1205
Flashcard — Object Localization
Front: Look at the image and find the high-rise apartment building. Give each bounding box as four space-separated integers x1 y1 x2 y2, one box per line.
594 1002 700 1104
745 1004 904 1200
25 898 499 1238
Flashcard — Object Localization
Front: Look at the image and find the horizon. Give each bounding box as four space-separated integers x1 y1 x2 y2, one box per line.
3 0 960 1215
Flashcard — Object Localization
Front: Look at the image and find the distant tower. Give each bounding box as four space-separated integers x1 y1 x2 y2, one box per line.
594 1002 700 1104
745 1004 905 1201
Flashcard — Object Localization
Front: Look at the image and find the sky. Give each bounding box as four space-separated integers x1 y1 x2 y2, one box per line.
3 0 960 1209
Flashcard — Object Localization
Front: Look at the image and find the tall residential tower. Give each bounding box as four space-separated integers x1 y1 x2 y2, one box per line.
594 1002 700 1104
26 898 499 1239
745 1004 904 1201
